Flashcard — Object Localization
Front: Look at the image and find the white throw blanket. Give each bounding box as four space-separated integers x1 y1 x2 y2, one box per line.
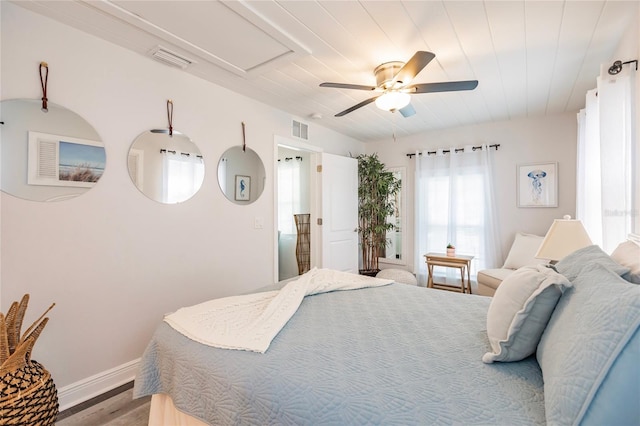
164 268 393 353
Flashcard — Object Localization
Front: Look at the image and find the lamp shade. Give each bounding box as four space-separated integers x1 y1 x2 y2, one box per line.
535 215 592 261
375 91 410 111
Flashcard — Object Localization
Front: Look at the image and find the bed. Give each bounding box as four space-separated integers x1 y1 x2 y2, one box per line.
134 244 640 426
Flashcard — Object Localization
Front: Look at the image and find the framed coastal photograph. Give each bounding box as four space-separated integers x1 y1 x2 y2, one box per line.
27 131 106 188
235 175 251 201
517 162 558 207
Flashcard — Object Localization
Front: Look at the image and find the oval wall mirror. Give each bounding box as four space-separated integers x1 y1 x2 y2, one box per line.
127 130 205 204
217 146 266 204
0 99 106 202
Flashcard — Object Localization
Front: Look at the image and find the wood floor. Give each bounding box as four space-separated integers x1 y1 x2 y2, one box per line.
55 383 150 426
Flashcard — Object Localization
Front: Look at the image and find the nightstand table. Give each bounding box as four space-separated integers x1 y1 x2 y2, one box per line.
424 252 474 294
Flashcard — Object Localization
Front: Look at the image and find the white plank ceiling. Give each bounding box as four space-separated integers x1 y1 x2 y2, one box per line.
13 1 638 142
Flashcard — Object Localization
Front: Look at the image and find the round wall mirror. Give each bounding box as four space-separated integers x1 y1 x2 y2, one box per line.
0 99 106 202
127 130 205 204
217 146 266 204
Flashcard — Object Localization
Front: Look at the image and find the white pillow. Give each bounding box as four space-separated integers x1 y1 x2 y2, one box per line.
610 240 640 284
482 264 572 363
502 232 546 269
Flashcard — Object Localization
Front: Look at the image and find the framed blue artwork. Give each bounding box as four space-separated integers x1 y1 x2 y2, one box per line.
517 162 558 207
235 175 251 201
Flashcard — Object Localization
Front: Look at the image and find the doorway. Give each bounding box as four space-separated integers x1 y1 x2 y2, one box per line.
274 136 321 283
277 146 310 281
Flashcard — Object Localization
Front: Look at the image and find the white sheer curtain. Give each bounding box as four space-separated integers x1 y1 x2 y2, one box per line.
217 157 227 195
278 158 302 234
576 65 637 252
161 150 205 203
414 145 502 286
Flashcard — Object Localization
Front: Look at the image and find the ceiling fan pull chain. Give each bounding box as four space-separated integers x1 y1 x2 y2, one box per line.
39 61 49 112
392 113 397 143
166 100 173 136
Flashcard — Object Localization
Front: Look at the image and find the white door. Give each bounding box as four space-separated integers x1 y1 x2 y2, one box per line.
320 153 358 273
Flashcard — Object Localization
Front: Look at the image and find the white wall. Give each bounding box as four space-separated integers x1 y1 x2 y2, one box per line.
0 2 364 404
368 113 578 271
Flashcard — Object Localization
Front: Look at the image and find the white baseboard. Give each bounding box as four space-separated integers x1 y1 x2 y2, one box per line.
57 358 140 412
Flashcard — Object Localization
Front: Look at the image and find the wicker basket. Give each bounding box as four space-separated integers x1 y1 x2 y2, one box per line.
0 295 58 426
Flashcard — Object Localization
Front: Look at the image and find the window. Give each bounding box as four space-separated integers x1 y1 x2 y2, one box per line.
415 146 502 286
277 157 302 234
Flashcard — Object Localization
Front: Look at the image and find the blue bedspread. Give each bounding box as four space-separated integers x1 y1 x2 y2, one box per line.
134 284 545 425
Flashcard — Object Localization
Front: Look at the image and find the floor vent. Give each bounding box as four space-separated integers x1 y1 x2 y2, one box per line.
149 46 193 69
292 120 309 140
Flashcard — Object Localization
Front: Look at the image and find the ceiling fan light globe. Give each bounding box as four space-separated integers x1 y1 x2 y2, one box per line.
375 91 411 111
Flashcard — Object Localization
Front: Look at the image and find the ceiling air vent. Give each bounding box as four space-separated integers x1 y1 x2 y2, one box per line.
292 120 309 140
149 46 193 70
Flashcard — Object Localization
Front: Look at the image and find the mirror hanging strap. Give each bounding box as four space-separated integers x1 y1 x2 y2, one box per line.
241 121 246 152
166 100 174 136
39 61 49 112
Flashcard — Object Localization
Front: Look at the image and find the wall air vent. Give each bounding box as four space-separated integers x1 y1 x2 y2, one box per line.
292 120 309 140
149 46 193 70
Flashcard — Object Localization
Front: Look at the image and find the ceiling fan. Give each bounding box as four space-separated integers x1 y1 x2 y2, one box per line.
320 51 478 118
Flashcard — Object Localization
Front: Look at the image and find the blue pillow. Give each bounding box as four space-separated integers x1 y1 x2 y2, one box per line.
536 262 640 425
554 245 630 281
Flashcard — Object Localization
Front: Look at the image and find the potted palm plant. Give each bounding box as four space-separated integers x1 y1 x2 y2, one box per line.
356 153 401 276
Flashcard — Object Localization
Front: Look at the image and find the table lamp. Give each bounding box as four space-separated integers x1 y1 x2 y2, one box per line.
535 215 592 263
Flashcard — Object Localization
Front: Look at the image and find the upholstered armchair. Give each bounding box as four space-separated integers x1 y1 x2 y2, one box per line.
477 232 545 296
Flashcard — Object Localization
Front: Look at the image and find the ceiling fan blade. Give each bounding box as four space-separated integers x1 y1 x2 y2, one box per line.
399 103 416 118
408 80 478 93
391 51 435 86
320 82 377 91
335 96 379 117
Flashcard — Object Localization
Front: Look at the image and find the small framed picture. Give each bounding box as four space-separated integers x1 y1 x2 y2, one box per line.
517 162 558 207
235 175 251 201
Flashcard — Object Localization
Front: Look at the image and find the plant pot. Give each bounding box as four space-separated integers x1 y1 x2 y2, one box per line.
0 357 58 426
0 294 58 426
446 248 455 257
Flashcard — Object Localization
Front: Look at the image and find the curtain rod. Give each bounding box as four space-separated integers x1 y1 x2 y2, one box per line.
160 148 203 158
406 143 500 158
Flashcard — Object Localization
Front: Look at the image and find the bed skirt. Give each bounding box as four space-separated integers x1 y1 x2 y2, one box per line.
149 394 208 426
